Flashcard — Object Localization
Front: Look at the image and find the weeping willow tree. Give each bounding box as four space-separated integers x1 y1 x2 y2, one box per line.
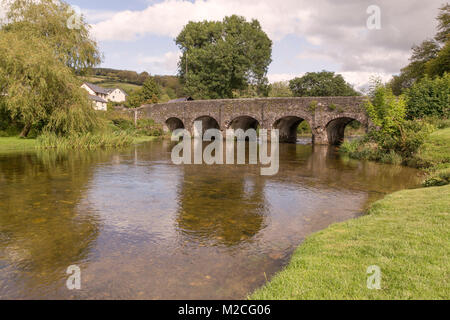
0 0 102 137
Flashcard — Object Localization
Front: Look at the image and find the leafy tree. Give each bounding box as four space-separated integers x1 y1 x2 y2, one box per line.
435 3 450 44
365 81 406 134
405 73 450 119
425 41 450 77
289 71 358 97
124 77 161 108
176 15 272 99
0 31 98 137
269 81 293 97
141 77 161 102
2 0 102 73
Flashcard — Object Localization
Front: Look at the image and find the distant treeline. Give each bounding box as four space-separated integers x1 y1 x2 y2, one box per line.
87 68 185 99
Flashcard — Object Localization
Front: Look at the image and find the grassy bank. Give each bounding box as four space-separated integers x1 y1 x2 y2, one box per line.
0 137 38 152
0 134 159 152
251 184 450 300
414 128 450 186
341 126 450 186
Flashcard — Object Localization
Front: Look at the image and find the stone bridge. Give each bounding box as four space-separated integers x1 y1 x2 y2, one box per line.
135 96 369 145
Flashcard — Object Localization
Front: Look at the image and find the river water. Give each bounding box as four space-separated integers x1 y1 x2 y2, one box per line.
0 139 422 299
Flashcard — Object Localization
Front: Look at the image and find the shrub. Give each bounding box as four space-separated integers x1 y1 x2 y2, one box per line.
405 73 450 119
37 131 133 150
136 119 163 137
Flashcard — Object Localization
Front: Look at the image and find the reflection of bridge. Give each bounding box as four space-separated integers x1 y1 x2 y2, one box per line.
136 97 369 145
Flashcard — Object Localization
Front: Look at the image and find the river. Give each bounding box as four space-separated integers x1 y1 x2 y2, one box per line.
0 139 422 299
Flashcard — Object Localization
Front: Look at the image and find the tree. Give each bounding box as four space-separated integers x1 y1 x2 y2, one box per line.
0 31 98 137
141 77 161 103
289 71 358 97
176 15 272 99
425 41 450 77
269 81 293 97
435 3 450 44
2 0 102 73
124 77 161 108
405 73 450 119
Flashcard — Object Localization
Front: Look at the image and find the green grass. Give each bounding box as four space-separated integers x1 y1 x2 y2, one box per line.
415 127 450 166
0 134 157 152
251 185 450 300
79 75 142 94
415 128 450 186
0 137 37 152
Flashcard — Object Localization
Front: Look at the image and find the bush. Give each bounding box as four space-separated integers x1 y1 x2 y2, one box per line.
136 119 163 137
37 131 133 150
405 74 450 119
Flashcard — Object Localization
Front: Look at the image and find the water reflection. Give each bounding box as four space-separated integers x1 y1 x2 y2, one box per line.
177 165 268 247
0 150 106 298
0 141 423 299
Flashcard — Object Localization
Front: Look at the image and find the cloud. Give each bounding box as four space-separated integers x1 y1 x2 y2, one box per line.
137 51 181 74
89 0 443 79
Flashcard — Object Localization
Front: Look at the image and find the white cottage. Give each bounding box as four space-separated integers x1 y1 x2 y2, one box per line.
81 82 128 111
81 82 109 111
106 88 128 103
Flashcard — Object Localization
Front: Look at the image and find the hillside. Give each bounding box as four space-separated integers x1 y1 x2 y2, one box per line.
79 68 185 103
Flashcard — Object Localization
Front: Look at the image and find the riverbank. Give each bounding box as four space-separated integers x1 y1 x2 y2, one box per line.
251 184 449 299
0 135 159 152
251 127 450 300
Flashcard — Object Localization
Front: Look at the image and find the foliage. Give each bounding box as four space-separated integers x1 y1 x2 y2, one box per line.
176 15 272 99
289 71 359 97
269 81 293 97
124 77 162 108
251 184 450 299
435 3 450 44
405 74 450 119
0 31 99 137
141 77 161 102
37 131 134 150
425 41 450 77
365 82 406 134
342 81 435 164
2 0 102 73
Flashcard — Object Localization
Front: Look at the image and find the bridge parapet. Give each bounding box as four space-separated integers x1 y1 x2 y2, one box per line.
135 96 369 145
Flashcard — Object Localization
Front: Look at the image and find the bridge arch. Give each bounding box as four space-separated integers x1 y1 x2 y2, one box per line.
326 116 362 145
165 117 185 132
272 116 311 143
192 115 220 136
228 116 261 131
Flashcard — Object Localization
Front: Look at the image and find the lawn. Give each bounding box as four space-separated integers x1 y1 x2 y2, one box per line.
415 127 450 186
250 184 450 300
0 137 37 152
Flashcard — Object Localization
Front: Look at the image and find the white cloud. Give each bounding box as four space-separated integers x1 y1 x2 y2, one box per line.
89 0 443 80
138 51 181 74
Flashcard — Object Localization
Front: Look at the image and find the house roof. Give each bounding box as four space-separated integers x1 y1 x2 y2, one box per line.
83 82 110 95
88 94 107 103
108 87 129 96
168 97 194 103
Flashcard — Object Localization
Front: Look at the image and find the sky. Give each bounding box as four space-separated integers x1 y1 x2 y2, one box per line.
65 0 444 90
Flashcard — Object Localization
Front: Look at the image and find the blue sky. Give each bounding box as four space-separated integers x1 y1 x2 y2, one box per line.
67 0 443 89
